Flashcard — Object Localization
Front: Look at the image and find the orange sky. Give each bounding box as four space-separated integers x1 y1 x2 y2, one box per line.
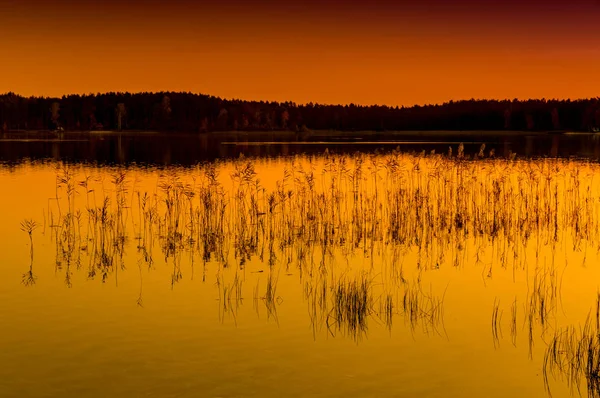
0 0 599 106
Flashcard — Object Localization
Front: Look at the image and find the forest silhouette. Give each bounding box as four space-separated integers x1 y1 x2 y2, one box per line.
1 92 599 133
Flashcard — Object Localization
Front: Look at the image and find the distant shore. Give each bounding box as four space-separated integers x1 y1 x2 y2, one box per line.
2 129 593 139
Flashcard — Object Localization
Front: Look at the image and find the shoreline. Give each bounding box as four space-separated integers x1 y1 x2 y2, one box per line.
2 129 594 137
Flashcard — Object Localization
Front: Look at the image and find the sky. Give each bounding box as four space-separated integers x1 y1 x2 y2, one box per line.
0 0 599 106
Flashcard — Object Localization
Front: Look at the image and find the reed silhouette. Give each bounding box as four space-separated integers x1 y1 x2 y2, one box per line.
20 219 38 286
19 147 600 361
543 294 600 398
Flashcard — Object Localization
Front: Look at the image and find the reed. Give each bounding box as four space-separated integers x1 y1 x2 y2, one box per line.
543 294 600 398
327 273 373 340
23 149 600 347
20 218 38 286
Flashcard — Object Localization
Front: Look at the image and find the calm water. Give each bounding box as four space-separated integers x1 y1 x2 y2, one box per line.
3 135 600 397
2 130 600 164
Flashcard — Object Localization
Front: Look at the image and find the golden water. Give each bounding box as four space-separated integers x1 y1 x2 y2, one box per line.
1 152 600 397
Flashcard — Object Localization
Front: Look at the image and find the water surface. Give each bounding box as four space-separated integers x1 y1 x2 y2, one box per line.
2 139 600 397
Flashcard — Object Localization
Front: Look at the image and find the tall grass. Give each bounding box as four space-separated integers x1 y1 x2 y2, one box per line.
22 149 600 348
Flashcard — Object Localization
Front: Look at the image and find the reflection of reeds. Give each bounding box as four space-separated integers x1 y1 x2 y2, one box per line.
304 271 329 339
524 262 562 359
401 280 446 336
327 274 373 340
263 270 281 321
250 269 281 322
488 262 562 356
20 218 38 286
543 294 600 398
22 151 600 346
527 264 560 334
382 293 394 332
510 297 517 347
217 271 244 323
491 298 503 348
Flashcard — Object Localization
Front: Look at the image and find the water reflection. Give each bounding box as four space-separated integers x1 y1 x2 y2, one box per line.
20 219 38 286
3 131 600 165
9 148 600 397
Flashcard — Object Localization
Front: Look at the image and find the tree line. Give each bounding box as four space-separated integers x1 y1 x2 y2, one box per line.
1 91 599 133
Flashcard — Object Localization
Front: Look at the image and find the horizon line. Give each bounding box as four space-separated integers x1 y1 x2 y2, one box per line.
1 91 599 109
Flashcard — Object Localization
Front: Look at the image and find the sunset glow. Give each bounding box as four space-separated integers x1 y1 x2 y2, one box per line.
1 0 599 105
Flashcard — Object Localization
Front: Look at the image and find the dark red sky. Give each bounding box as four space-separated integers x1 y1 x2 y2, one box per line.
1 0 599 105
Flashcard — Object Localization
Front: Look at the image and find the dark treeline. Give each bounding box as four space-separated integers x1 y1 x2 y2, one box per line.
1 91 600 133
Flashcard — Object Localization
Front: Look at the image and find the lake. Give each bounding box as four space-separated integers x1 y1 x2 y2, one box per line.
2 132 600 397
